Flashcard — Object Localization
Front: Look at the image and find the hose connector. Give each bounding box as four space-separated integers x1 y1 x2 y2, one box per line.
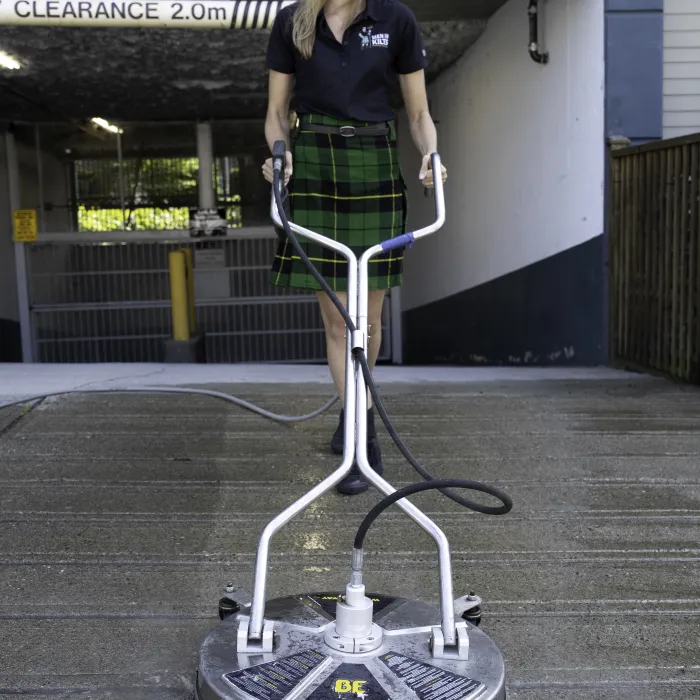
351 547 364 586
324 581 383 653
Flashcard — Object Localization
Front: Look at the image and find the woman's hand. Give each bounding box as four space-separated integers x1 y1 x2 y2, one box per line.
419 155 447 188
262 151 293 186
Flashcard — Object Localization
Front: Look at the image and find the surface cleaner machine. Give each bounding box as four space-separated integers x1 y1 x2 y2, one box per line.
195 143 514 700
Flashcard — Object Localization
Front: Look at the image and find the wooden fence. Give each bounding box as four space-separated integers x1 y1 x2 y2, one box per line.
609 133 700 382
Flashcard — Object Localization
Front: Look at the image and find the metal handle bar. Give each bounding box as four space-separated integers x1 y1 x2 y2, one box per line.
375 152 445 254
270 141 445 253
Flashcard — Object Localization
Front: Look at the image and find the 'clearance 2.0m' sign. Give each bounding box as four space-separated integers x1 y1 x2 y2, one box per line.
0 0 294 28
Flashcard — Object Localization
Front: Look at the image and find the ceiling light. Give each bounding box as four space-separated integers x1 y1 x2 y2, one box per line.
0 51 21 70
91 117 123 134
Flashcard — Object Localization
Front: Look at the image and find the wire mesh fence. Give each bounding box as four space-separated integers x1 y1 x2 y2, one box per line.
71 154 265 232
28 235 393 364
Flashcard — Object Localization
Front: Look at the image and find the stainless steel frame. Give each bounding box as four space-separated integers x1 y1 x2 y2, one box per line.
243 154 452 652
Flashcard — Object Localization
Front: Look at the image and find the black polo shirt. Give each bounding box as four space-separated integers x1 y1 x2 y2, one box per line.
266 0 428 123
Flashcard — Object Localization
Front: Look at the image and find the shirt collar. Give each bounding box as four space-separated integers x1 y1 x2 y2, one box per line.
363 0 385 22
317 0 385 36
319 0 385 24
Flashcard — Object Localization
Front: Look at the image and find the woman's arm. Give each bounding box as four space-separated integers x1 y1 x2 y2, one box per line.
399 70 447 188
262 70 295 185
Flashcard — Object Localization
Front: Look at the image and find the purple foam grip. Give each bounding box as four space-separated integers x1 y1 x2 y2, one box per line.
381 232 414 252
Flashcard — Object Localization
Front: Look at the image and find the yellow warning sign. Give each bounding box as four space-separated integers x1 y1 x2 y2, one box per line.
13 209 38 242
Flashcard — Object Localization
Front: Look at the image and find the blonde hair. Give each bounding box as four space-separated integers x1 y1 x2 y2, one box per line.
292 0 327 59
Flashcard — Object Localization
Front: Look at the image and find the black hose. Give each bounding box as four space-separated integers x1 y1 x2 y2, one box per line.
271 144 512 545
354 479 512 550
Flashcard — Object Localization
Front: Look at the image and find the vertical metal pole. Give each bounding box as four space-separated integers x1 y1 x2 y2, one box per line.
116 131 126 229
6 131 34 362
196 122 215 210
69 162 80 232
34 125 45 234
224 156 231 198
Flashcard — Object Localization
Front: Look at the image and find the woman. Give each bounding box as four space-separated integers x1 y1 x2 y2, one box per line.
262 0 447 495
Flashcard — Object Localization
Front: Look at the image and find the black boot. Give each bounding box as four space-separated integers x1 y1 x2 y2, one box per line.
336 463 369 495
330 409 344 455
333 408 366 495
335 408 383 495
366 407 384 476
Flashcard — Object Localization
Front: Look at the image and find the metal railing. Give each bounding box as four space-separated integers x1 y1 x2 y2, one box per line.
609 132 700 381
28 231 393 364
70 154 269 232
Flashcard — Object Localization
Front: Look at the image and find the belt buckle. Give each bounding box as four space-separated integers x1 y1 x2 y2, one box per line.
339 125 356 137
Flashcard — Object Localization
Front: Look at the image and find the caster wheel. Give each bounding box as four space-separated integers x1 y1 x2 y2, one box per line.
218 597 240 620
462 605 482 627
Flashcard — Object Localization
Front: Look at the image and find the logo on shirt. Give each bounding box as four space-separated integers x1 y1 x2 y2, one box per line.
359 26 389 49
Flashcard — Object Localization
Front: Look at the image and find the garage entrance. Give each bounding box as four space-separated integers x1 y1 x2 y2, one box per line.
6 120 383 363
0 1 504 363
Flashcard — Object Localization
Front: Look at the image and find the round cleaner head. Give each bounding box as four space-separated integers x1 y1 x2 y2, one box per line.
195 592 505 700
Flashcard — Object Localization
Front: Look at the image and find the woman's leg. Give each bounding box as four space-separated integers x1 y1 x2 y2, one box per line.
366 288 387 381
317 288 387 495
316 288 387 401
316 290 349 402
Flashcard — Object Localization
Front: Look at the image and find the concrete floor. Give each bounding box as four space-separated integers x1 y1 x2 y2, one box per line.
0 365 699 699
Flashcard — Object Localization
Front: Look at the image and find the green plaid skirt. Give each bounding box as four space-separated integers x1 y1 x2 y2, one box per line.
270 114 407 291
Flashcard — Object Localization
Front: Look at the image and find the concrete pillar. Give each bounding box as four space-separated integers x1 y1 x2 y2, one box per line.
196 122 215 210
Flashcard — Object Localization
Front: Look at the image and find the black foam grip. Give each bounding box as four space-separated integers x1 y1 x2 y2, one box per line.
272 140 286 160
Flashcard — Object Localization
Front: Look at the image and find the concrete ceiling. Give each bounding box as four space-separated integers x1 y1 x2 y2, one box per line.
0 1 508 155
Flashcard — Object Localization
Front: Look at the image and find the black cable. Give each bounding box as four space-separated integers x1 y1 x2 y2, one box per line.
354 479 512 550
356 351 510 512
271 144 512 544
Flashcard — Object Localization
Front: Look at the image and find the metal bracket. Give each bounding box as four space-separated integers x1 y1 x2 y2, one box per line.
455 593 482 616
324 622 384 654
430 621 469 660
237 616 274 654
351 330 366 353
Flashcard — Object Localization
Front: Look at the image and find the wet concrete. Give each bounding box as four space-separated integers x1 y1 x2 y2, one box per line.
0 370 699 698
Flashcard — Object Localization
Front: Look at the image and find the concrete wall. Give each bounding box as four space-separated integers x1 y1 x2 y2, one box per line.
398 0 606 365
663 0 700 138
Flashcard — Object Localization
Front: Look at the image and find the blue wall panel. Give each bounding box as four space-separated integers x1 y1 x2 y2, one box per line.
601 0 663 359
606 0 662 11
605 13 663 140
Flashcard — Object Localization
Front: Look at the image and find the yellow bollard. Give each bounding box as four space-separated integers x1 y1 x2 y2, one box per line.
168 250 190 342
181 247 197 334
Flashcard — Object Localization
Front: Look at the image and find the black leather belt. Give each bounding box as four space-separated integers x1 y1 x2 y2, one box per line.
300 121 390 137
